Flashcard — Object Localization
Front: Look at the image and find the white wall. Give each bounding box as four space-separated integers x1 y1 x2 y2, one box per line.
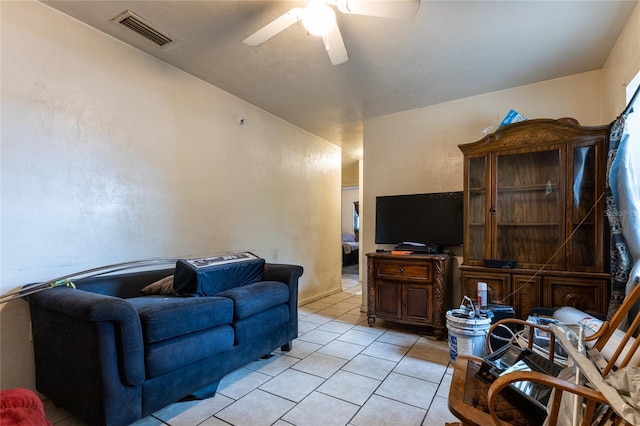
0 1 342 389
342 161 360 187
603 1 640 120
362 71 604 309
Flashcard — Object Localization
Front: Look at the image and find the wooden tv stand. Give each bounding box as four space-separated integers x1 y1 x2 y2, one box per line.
366 252 452 339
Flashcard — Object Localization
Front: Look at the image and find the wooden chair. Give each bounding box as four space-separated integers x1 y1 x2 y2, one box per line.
448 277 640 426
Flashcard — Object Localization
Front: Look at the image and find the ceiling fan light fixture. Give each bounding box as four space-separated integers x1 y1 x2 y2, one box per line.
245 0 421 65
302 0 336 36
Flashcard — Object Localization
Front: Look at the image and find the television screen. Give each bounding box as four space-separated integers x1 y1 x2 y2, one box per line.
375 191 463 246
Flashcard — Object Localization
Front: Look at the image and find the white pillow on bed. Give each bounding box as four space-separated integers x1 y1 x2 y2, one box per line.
342 233 356 242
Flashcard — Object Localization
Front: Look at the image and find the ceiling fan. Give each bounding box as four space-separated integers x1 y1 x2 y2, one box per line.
243 0 420 66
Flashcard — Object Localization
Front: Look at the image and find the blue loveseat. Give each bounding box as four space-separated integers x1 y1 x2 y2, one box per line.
26 257 303 426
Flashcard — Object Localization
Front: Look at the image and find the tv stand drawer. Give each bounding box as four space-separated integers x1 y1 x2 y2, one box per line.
376 260 432 282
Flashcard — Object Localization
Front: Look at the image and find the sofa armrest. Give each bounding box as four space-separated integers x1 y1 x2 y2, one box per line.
263 263 303 342
26 287 145 386
263 264 303 305
263 263 303 287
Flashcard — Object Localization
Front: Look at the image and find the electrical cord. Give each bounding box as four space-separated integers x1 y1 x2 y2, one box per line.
498 191 605 305
488 323 570 366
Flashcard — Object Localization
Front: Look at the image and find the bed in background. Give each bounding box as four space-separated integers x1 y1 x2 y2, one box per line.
342 233 359 266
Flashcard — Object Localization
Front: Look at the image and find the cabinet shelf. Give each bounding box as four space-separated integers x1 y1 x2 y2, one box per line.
497 183 559 192
497 223 559 227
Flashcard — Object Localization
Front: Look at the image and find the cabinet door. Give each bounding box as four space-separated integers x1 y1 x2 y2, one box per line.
376 281 401 320
460 271 510 307
493 147 564 269
543 276 607 316
403 284 433 323
464 155 490 266
566 141 605 272
511 274 541 319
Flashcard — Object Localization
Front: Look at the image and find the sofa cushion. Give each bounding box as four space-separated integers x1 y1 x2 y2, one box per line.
173 253 265 296
216 281 289 320
145 325 234 378
127 296 233 343
233 305 289 345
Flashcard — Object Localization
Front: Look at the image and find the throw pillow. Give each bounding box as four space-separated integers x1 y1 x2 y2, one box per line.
141 275 177 296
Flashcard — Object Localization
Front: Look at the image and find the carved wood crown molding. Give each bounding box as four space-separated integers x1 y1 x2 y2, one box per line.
459 118 609 154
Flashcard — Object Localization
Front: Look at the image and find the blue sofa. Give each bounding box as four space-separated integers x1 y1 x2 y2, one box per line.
26 258 303 426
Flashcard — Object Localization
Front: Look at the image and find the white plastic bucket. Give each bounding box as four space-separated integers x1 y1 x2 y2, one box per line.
446 310 492 363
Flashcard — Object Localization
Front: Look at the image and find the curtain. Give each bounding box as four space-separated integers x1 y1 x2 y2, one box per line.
605 93 640 319
605 116 632 318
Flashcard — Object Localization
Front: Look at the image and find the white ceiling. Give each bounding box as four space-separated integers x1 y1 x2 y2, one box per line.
42 0 636 170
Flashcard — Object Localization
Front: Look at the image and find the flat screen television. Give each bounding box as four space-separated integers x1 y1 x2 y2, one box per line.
375 191 463 246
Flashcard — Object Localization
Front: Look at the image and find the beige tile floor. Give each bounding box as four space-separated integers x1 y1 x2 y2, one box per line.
44 270 459 426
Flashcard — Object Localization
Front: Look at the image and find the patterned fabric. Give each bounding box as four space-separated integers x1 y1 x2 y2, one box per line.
604 116 633 319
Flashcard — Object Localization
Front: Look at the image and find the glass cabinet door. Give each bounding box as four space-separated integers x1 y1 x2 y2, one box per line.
465 156 488 263
494 147 564 269
567 142 600 271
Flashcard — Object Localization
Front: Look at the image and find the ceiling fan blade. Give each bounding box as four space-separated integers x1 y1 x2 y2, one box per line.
336 0 419 19
243 7 303 47
322 24 349 66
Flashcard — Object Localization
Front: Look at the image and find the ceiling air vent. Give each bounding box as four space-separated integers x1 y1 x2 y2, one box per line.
112 11 173 47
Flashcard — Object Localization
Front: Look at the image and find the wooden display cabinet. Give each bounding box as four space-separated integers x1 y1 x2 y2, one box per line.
459 118 610 318
366 252 451 339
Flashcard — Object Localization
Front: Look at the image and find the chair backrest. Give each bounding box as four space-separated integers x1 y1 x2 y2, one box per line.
485 278 640 426
589 277 640 375
486 277 640 370
487 317 560 361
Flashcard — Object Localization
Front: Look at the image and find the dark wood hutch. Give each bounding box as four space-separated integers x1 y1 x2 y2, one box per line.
458 118 610 318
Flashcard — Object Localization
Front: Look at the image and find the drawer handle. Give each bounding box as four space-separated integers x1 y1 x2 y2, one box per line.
398 268 404 274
